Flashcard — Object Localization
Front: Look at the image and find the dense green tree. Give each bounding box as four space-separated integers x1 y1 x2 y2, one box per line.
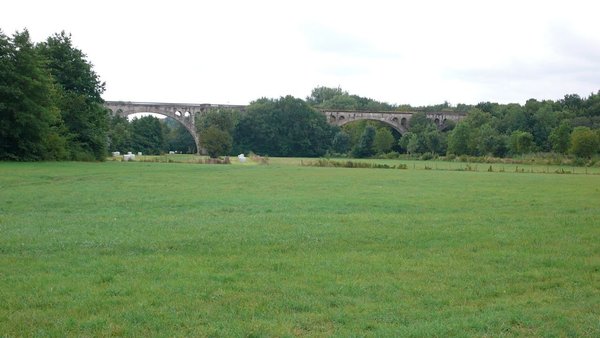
497 104 528 134
200 126 232 158
197 108 239 156
234 96 334 157
307 86 395 111
549 120 572 154
332 131 351 154
476 124 507 157
37 31 108 160
406 133 424 155
373 128 395 154
464 108 492 128
341 120 369 148
476 101 500 115
583 91 600 116
530 103 560 151
509 131 535 155
440 118 456 132
422 127 447 155
0 30 66 160
569 126 599 158
407 112 434 134
197 108 239 135
107 114 132 153
447 122 473 155
320 94 358 110
400 125 446 155
560 94 584 113
130 116 166 155
398 132 413 153
352 125 376 158
306 86 346 106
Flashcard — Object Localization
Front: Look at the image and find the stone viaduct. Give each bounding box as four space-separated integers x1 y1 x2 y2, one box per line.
323 110 464 135
104 101 246 154
104 101 466 154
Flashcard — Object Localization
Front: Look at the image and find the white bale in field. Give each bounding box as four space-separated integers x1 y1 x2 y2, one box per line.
112 151 120 157
123 154 135 161
169 151 175 154
137 152 142 156
238 154 247 163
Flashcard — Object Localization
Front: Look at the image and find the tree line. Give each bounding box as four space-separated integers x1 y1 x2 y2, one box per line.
2 30 599 161
397 95 600 159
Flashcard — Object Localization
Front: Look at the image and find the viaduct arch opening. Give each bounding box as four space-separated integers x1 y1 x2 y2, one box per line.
122 111 198 154
107 107 200 154
335 117 407 135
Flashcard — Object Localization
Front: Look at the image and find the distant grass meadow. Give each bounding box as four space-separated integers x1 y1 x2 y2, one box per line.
0 157 599 336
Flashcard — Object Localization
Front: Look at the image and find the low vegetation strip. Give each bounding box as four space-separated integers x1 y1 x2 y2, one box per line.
297 157 600 175
301 158 407 169
0 161 598 336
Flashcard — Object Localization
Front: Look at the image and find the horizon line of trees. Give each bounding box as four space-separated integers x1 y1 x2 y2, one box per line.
188 88 600 160
399 94 600 159
2 29 599 161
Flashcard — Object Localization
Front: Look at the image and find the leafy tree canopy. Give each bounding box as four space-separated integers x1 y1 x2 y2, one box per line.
234 96 335 157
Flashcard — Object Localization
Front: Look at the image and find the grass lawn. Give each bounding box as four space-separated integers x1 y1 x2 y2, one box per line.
0 160 599 336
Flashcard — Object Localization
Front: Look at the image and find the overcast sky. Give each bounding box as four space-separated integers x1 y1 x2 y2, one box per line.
2 0 599 106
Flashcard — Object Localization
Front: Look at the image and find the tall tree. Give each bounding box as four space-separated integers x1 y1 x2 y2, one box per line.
200 126 232 158
37 31 108 160
549 120 572 154
352 125 376 158
447 122 473 156
196 108 239 157
234 96 334 157
406 112 434 134
332 131 351 154
130 116 166 155
509 131 535 155
569 127 599 158
107 114 132 153
0 30 66 160
373 127 395 154
422 126 447 155
306 86 347 106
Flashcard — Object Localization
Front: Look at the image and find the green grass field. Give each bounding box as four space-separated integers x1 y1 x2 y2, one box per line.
1 160 599 336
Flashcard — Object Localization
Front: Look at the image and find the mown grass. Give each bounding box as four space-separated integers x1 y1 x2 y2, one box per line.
0 160 599 336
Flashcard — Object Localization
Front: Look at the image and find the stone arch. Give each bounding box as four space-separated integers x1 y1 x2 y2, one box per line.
337 117 407 135
107 107 199 154
104 102 248 156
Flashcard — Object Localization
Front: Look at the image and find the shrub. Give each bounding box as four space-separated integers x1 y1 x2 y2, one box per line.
420 152 435 161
